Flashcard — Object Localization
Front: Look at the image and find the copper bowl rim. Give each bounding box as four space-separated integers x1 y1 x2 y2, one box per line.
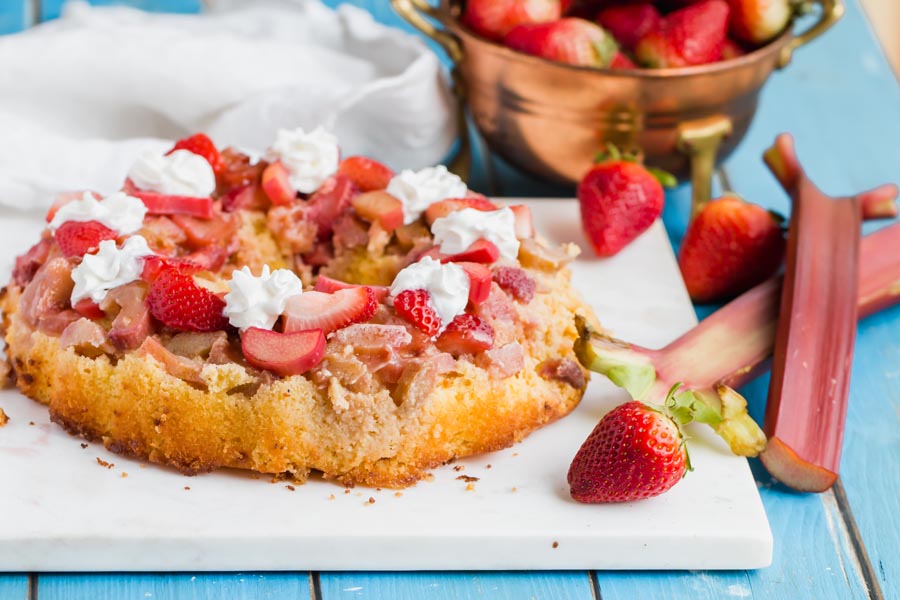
436 4 794 79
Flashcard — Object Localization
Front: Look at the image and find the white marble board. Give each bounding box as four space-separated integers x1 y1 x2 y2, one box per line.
0 199 772 571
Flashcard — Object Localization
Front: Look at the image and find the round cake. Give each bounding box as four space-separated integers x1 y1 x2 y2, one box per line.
0 129 594 488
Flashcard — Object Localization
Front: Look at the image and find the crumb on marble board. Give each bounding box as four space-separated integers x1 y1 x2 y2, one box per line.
552 541 559 549
80 443 88 449
367 497 376 505
0 407 8 427
121 472 128 479
96 457 114 469
465 483 475 492
456 475 479 483
453 465 464 472
394 492 403 498
329 494 336 500
286 485 296 492
184 486 191 491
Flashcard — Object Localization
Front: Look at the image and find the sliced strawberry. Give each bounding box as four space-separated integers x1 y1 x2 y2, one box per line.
424 196 498 226
146 268 228 332
436 313 494 356
46 191 101 223
393 289 442 336
509 204 535 239
313 275 390 302
282 287 378 335
338 156 395 192
306 174 359 240
445 239 501 264
261 161 297 207
54 220 118 258
73 298 105 320
241 327 326 377
168 133 223 174
351 191 404 232
221 184 270 212
129 189 214 219
141 255 202 283
457 262 492 306
493 266 536 303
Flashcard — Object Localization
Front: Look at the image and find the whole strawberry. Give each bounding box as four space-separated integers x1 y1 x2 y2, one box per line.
463 0 561 41
568 398 689 503
577 148 673 257
678 194 786 303
635 0 730 68
504 18 619 67
596 3 661 52
727 0 792 46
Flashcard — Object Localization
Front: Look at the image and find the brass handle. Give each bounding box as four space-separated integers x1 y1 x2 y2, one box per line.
390 0 463 63
677 115 733 220
777 0 844 68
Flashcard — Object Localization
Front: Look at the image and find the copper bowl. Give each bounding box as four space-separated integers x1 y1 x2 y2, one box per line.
392 0 843 214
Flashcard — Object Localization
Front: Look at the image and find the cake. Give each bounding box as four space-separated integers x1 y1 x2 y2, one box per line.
0 128 594 488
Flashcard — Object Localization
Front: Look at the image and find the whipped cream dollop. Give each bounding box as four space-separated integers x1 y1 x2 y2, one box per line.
223 265 304 332
127 149 216 197
431 207 520 261
70 235 154 304
390 256 469 333
267 127 340 194
49 191 148 235
386 165 468 225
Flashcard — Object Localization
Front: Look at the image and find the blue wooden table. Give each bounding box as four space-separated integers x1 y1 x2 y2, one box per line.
2 1 899 598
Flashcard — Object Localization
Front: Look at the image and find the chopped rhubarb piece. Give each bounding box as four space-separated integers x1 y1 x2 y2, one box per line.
351 191 404 232
443 239 500 264
102 282 154 351
306 174 359 239
509 204 535 239
436 313 494 356
130 190 214 219
73 298 105 320
313 275 390 302
12 238 52 286
261 161 297 206
241 327 326 377
282 287 378 335
221 184 269 212
338 156 394 192
170 212 239 248
457 262 492 306
424 196 498 226
492 266 536 303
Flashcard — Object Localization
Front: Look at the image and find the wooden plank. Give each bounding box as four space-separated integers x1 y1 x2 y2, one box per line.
0 576 29 599
0 0 30 34
318 572 595 599
37 573 312 600
40 0 201 22
722 1 900 597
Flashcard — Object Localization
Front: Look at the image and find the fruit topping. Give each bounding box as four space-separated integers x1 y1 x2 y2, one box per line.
678 194 785 302
72 298 105 320
492 266 536 303
351 191 405 232
457 262 492 306
424 196 497 226
306 174 359 239
509 204 535 239
283 287 378 335
147 268 228 332
393 289 442 336
313 275 390 302
54 220 118 259
338 156 395 192
444 239 501 264
168 133 223 175
128 189 215 219
435 313 494 356
261 161 297 207
240 327 326 377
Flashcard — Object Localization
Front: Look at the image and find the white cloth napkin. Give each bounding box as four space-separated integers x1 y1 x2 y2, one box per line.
0 0 456 211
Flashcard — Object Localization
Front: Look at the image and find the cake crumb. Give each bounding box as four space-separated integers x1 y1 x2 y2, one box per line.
80 443 88 449
344 489 351 495
456 475 479 483
96 457 114 469
552 541 559 549
0 408 8 427
424 473 435 482
511 487 518 493
453 465 464 472
367 497 376 504
286 485 296 491
140 463 146 469
486 464 492 469
329 494 336 500
29 421 35 426
465 483 475 492
121 472 128 478
184 486 191 491
512 452 519 457
394 492 403 498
